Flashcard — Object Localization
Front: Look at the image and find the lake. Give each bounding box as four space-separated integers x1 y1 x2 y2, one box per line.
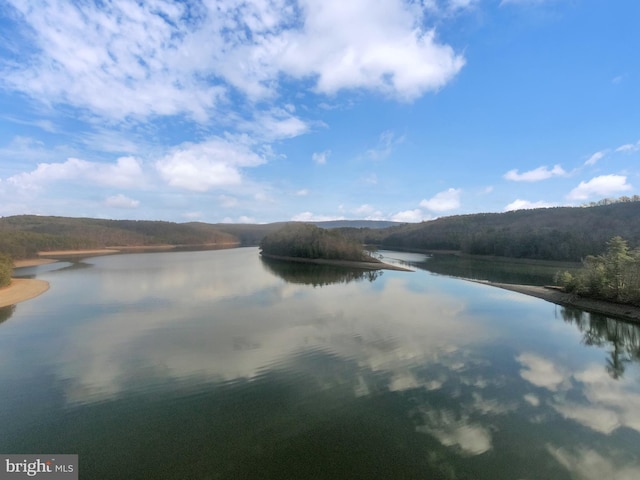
1 247 639 479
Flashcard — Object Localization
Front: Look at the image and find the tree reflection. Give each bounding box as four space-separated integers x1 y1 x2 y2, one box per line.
0 305 16 326
560 306 640 379
261 257 382 287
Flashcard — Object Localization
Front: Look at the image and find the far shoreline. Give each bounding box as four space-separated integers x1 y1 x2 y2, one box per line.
260 253 413 272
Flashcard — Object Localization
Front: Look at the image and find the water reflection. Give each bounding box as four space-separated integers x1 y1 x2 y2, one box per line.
412 253 579 286
560 307 640 379
260 257 383 286
0 305 15 325
1 248 639 479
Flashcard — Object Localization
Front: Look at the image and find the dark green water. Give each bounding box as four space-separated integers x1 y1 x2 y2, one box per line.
1 248 639 479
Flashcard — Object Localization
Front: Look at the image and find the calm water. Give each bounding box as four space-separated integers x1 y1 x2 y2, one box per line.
1 248 639 479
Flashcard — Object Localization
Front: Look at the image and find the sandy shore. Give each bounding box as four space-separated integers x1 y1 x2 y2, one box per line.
0 278 50 308
478 280 640 323
260 253 413 271
13 258 58 268
38 248 119 257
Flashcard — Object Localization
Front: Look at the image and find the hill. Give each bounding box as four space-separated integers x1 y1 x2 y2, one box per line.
2 201 640 262
374 202 640 261
0 215 237 259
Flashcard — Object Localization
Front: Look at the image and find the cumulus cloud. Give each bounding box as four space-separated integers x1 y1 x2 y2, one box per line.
276 1 464 100
3 0 464 121
391 209 427 223
567 174 632 200
156 138 266 192
504 199 555 211
7 156 144 190
312 150 330 165
104 194 140 209
420 188 461 212
504 164 566 182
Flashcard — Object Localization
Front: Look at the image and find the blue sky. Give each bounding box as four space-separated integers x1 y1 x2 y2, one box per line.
0 0 638 224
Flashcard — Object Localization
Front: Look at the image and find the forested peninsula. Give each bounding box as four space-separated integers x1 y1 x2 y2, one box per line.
258 224 405 270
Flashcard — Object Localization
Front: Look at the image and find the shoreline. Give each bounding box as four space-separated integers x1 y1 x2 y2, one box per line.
260 253 413 271
13 258 58 268
0 278 50 308
476 280 640 324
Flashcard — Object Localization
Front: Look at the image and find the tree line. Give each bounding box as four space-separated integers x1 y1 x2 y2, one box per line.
339 201 640 262
259 224 378 262
0 253 12 288
0 215 238 259
557 236 640 305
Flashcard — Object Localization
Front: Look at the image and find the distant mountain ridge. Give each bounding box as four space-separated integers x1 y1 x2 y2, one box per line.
2 201 640 261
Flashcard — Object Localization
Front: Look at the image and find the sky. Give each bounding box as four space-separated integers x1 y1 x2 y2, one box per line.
0 0 639 224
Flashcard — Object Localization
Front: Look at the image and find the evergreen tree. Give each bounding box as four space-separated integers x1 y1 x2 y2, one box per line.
0 253 13 288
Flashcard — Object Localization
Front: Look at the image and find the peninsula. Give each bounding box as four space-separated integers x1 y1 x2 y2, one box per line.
259 223 410 271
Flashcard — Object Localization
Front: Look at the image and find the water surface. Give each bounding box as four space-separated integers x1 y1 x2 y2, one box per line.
1 248 639 479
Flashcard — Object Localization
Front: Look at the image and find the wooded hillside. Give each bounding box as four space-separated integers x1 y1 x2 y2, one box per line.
341 202 640 262
3 200 640 262
0 215 237 259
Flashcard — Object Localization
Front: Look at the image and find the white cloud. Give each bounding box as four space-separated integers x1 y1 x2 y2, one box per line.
3 0 464 122
241 109 310 141
104 194 140 209
276 1 464 100
156 138 266 192
3 0 225 121
294 189 309 196
420 188 461 212
291 211 346 222
391 209 426 223
504 199 555 211
7 156 144 190
354 204 376 215
504 164 566 182
312 150 331 165
616 140 640 153
567 174 632 200
585 150 606 166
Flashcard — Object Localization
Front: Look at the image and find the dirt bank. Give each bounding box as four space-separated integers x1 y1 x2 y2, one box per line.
0 279 50 307
479 281 640 323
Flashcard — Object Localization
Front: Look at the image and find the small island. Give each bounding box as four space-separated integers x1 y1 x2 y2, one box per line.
259 223 410 271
